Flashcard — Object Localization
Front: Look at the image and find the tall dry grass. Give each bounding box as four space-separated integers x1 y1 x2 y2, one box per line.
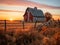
0 19 60 45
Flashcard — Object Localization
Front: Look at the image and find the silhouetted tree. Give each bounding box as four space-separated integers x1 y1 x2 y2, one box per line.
45 12 52 21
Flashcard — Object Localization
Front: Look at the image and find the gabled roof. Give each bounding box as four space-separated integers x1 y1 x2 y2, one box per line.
26 7 44 17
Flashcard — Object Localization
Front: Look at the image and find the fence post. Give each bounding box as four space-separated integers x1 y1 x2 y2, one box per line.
22 21 24 29
4 20 6 33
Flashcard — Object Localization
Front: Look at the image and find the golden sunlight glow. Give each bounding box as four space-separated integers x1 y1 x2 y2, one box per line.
53 15 60 20
10 18 13 21
0 11 24 20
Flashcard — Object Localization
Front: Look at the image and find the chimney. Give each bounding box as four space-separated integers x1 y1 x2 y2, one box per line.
34 7 37 10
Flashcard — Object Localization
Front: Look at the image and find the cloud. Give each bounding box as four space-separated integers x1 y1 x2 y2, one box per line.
0 9 24 13
28 0 60 7
0 0 60 9
0 0 28 5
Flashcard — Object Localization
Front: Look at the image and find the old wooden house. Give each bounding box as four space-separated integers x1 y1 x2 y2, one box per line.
23 7 46 22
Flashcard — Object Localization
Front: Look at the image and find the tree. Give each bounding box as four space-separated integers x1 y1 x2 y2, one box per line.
45 12 52 21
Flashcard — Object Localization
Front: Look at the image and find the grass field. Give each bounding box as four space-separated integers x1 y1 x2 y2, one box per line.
0 20 60 45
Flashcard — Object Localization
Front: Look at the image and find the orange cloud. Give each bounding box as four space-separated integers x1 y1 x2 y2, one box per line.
0 9 24 13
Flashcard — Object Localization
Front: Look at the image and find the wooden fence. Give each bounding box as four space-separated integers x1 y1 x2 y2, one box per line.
0 20 38 32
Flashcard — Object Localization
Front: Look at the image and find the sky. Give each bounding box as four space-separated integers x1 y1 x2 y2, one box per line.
28 0 60 7
0 0 60 20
